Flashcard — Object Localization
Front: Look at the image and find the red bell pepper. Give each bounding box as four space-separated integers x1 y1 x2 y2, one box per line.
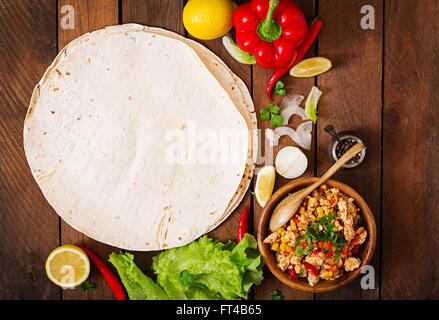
233 0 308 69
237 205 249 242
266 17 322 100
287 268 298 280
303 262 319 277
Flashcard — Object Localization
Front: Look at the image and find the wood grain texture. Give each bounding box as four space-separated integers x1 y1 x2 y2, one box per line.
315 0 383 300
57 0 119 300
252 0 316 300
0 0 59 299
382 0 439 299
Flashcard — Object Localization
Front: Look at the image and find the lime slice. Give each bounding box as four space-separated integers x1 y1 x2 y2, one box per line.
304 86 322 123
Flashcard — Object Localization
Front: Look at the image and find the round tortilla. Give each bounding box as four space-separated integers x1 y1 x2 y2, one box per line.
24 25 255 250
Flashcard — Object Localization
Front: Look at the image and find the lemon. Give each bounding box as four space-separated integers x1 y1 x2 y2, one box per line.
255 166 276 208
45 244 90 288
290 57 332 77
183 0 237 40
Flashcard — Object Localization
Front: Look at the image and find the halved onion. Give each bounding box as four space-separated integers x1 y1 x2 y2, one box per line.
275 146 308 179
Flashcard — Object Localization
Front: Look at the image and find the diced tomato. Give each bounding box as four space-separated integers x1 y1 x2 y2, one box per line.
329 199 335 207
341 244 349 256
287 268 298 280
351 237 361 245
313 248 321 254
293 215 300 224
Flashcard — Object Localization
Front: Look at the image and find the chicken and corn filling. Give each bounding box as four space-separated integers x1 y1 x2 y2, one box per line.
264 185 367 286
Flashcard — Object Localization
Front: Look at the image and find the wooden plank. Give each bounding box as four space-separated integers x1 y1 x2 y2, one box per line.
121 0 186 279
315 0 382 300
382 0 439 299
0 0 59 299
57 0 119 300
252 0 316 300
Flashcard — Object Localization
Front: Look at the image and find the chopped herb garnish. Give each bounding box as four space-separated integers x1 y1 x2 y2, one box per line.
180 270 194 286
78 279 95 291
295 246 303 257
270 290 283 300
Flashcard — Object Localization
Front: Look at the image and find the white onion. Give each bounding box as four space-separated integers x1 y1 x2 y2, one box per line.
275 146 308 179
295 121 313 151
280 94 305 125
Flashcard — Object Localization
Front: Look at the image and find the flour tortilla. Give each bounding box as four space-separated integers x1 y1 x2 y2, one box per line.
24 25 255 250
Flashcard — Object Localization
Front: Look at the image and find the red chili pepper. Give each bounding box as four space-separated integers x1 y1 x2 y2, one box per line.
287 268 298 280
341 244 349 256
351 236 361 245
233 0 308 69
329 198 335 207
293 215 300 224
313 248 321 254
79 246 126 300
266 17 323 100
303 262 319 277
237 205 249 242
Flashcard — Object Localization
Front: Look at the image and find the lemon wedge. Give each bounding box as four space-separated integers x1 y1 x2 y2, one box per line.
255 166 276 208
290 57 332 77
45 244 90 288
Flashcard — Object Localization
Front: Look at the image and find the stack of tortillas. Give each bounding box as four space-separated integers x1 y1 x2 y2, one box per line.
24 24 257 251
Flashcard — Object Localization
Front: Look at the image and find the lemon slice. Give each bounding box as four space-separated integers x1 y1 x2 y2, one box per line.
45 244 90 288
290 57 332 77
255 166 276 208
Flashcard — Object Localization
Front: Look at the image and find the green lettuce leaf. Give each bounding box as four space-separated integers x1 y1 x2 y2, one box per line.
152 234 264 300
109 234 264 300
108 252 168 300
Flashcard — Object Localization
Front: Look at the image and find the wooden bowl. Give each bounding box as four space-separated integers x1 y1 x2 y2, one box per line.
257 177 377 293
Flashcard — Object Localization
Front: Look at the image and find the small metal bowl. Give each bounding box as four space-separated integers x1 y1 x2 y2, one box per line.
328 131 366 169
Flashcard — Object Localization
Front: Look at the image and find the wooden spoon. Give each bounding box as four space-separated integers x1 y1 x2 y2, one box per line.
269 142 365 232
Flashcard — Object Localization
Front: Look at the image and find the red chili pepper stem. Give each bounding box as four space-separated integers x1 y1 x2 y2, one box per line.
79 246 126 300
237 205 249 243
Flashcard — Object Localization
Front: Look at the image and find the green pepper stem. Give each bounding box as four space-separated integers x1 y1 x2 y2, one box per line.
263 0 279 34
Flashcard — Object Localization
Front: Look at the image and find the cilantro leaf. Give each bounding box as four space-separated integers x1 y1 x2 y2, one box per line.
268 104 280 114
270 114 284 127
180 270 194 286
259 108 270 121
274 81 286 96
295 246 303 258
78 279 95 291
270 290 283 300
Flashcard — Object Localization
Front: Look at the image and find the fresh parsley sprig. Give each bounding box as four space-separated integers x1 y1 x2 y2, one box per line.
274 80 286 96
259 104 284 127
269 290 283 300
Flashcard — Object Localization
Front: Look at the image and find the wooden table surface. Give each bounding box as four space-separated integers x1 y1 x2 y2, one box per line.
1 0 438 300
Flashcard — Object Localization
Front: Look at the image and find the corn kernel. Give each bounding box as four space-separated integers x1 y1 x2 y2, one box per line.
321 184 327 190
324 208 332 216
352 212 357 217
280 243 292 252
316 207 324 215
290 222 297 231
299 207 305 214
327 271 333 277
277 228 285 234
281 235 287 243
271 243 280 251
